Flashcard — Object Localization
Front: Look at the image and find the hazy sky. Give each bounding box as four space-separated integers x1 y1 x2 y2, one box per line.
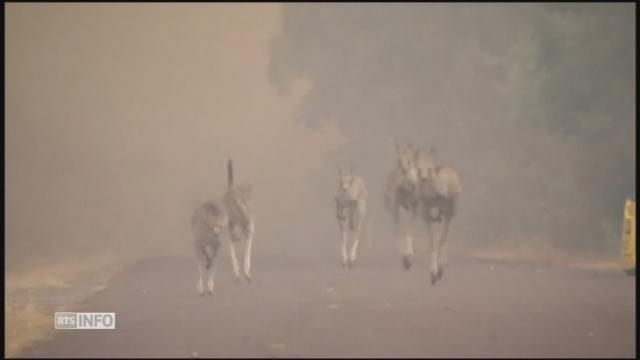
6 4 345 268
269 3 635 255
5 3 636 269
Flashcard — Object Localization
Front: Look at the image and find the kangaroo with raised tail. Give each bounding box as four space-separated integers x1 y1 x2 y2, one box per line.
223 159 255 282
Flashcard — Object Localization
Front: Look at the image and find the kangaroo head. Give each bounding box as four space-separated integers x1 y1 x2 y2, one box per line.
338 165 355 192
396 142 419 184
202 202 228 234
417 146 442 181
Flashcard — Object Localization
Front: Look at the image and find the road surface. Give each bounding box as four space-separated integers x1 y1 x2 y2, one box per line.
25 251 636 358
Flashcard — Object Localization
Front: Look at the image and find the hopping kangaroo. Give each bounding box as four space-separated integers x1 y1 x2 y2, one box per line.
224 159 255 282
334 164 368 268
384 142 421 270
191 200 228 295
416 147 462 284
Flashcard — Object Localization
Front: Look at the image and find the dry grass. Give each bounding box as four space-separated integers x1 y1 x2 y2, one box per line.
4 252 131 357
5 293 54 357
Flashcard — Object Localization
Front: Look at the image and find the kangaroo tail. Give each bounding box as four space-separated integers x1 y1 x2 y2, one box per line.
227 159 234 188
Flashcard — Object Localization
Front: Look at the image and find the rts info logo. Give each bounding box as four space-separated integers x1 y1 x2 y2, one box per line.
54 312 116 329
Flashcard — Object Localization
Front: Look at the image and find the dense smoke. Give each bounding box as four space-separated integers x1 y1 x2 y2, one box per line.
268 3 635 256
5 4 635 271
5 4 344 270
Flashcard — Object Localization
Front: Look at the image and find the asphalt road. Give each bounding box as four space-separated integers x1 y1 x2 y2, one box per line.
25 250 636 358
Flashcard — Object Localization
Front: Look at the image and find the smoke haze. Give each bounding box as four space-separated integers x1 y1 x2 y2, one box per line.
5 4 344 270
269 3 636 257
5 3 636 270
